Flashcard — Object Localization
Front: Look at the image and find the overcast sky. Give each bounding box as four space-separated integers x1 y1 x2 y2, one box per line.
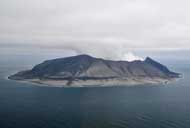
0 0 190 60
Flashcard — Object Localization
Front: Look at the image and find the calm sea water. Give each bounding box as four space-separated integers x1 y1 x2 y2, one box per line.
0 53 190 128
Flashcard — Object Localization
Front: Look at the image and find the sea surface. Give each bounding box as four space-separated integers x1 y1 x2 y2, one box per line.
0 52 190 128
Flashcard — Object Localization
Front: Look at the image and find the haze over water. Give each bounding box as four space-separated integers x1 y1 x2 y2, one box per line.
0 50 190 128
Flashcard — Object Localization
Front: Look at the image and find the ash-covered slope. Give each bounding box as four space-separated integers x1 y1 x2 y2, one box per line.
9 54 181 87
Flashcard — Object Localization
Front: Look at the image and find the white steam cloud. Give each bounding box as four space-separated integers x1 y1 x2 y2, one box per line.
122 52 144 61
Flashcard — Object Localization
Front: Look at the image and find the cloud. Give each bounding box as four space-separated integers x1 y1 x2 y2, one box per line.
123 52 144 61
0 0 190 59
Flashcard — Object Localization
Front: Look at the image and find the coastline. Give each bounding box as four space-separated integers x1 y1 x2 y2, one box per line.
7 76 181 88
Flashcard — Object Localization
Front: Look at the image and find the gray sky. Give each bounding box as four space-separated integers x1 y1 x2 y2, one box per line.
0 0 190 60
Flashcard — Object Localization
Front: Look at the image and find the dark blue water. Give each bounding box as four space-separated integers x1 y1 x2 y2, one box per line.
0 54 190 128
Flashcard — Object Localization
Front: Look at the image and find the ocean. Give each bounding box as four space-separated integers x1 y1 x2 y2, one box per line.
0 52 190 128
